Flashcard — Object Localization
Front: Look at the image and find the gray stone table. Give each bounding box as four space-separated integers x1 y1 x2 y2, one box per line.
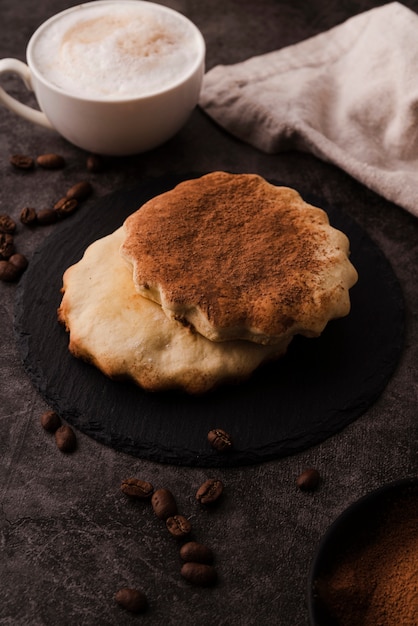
1 1 417 624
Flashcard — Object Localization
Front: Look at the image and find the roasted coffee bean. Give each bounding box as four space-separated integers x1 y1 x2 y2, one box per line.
0 234 15 260
36 153 66 169
36 209 58 225
0 214 16 234
151 488 177 520
296 468 320 491
40 410 62 433
54 424 76 452
121 478 154 499
115 588 148 613
20 207 37 226
86 153 104 172
0 260 20 282
66 181 92 201
54 197 78 218
10 154 34 170
180 541 214 565
207 428 233 452
9 253 28 273
180 562 217 587
166 514 191 538
196 478 224 505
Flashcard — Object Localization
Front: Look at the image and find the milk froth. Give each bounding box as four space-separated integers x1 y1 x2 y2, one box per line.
33 2 201 99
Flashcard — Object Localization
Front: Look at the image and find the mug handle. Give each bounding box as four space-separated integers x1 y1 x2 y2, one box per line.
0 58 54 129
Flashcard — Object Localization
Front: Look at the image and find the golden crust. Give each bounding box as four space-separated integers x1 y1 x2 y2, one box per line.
58 227 290 394
120 172 358 344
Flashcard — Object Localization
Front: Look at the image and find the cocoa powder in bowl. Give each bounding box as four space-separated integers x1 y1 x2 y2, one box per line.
308 478 418 626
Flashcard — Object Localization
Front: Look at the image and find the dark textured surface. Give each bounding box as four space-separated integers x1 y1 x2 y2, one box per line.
14 176 405 467
0 1 417 625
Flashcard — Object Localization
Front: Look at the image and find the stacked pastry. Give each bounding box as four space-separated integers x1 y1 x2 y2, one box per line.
58 172 358 393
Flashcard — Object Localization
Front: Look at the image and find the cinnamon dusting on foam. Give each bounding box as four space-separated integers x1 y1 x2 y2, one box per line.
61 16 176 57
33 3 199 98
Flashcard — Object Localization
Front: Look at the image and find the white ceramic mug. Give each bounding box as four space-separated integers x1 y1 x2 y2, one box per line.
0 1 205 155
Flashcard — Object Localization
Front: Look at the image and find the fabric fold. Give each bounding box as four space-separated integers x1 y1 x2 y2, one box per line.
199 2 418 217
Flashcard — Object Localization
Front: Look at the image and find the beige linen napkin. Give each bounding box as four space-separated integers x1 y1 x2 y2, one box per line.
199 2 418 217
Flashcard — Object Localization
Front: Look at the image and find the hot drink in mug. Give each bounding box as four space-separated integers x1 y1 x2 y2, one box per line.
0 1 205 155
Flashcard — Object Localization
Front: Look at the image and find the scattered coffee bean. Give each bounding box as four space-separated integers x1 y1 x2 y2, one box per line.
180 542 214 565
86 153 104 172
151 488 178 520
0 214 16 234
0 233 15 260
115 588 148 614
40 410 62 433
10 154 34 170
20 207 37 226
54 424 76 452
180 562 217 587
54 197 78 218
166 514 192 538
196 478 224 505
296 468 320 491
121 478 154 499
9 253 28 273
207 428 233 452
0 260 20 282
36 208 58 225
66 181 92 201
36 153 66 169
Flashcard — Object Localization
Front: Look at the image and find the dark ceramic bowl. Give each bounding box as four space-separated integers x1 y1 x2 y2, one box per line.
307 476 418 625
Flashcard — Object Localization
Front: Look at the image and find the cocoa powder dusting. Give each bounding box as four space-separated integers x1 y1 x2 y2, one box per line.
121 172 355 340
316 490 418 625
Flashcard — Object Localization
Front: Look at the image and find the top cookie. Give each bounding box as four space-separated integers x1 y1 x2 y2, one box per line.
120 172 358 345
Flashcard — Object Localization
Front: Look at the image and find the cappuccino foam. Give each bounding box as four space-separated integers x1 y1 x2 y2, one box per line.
33 2 201 99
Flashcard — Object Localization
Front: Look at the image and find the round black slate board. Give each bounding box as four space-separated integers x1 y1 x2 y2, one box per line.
14 173 405 467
